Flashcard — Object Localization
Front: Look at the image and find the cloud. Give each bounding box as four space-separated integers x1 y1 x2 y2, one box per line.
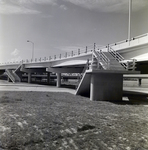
1 0 147 15
0 0 5 4
9 0 57 5
60 5 67 10
0 0 57 15
0 4 40 14
63 0 148 13
0 1 40 14
11 49 20 56
8 56 22 63
9 49 22 62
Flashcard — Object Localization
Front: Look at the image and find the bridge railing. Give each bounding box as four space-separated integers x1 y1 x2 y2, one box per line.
109 33 148 50
0 45 94 65
0 33 147 66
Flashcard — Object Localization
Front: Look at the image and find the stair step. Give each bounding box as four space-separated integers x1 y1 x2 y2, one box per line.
95 50 125 71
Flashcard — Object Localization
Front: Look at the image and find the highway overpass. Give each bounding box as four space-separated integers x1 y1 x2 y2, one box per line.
0 33 148 101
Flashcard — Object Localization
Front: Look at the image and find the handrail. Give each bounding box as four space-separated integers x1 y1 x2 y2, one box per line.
79 59 89 79
126 59 137 71
5 69 21 82
108 46 127 69
93 49 110 69
99 50 110 63
76 60 90 88
5 69 15 83
14 63 22 73
13 71 21 82
108 46 137 70
108 46 124 61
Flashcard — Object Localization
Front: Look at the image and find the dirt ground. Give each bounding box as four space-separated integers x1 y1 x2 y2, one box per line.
0 91 148 150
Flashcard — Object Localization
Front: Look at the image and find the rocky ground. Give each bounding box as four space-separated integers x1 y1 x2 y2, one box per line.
0 91 148 150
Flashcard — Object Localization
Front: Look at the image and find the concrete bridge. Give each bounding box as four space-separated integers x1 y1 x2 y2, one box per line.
0 33 148 101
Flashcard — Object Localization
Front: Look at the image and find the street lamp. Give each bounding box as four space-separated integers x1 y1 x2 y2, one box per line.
27 40 34 61
128 0 132 43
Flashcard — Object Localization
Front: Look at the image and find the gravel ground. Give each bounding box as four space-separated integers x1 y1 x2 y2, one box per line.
0 91 148 150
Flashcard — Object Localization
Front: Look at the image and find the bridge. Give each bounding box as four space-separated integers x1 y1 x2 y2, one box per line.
0 33 148 101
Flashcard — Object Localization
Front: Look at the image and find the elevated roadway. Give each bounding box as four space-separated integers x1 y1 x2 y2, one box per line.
0 33 148 101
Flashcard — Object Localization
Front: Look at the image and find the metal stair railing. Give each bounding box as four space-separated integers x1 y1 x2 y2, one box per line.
108 46 125 60
76 60 90 88
12 70 21 82
6 69 21 82
93 49 110 69
126 59 137 71
108 46 127 69
108 45 137 71
78 59 90 80
14 63 22 73
5 69 15 83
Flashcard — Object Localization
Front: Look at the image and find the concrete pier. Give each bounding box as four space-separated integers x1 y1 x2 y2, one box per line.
28 73 32 83
56 73 61 87
47 72 51 84
76 69 140 101
90 73 123 101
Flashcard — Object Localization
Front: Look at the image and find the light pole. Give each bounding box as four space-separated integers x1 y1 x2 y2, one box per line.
128 0 132 43
27 40 34 61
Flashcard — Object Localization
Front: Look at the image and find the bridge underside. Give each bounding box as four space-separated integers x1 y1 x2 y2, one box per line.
0 70 5 76
136 61 148 74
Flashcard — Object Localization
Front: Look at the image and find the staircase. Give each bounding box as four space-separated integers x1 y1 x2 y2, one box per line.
92 45 136 71
92 50 108 69
14 63 22 73
5 64 22 83
76 45 137 95
93 49 124 70
5 69 20 83
103 52 125 70
108 46 136 71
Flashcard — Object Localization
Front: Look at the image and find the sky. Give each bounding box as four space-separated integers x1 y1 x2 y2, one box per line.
0 0 148 63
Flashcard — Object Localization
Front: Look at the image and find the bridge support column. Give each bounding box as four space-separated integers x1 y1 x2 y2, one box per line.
28 73 32 83
56 73 61 87
90 73 123 101
47 72 51 84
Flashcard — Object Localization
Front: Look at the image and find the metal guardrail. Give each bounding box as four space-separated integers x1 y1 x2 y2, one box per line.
0 45 94 65
109 33 148 46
